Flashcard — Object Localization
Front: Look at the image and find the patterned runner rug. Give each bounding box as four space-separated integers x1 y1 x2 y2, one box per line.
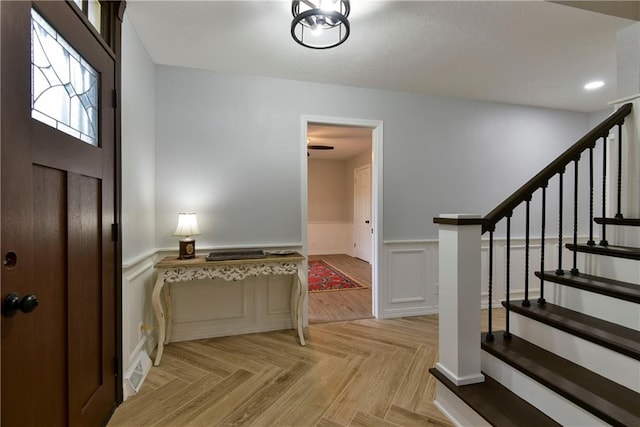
308 260 367 293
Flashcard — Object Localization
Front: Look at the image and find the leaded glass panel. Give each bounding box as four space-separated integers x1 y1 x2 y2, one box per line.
31 8 99 145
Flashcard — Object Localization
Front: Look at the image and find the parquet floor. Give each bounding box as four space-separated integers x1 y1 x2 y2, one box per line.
308 254 373 324
109 309 506 427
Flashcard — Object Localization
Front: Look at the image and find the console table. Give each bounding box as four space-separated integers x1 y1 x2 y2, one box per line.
151 252 306 366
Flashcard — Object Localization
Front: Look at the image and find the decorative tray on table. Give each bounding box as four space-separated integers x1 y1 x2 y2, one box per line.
206 250 265 261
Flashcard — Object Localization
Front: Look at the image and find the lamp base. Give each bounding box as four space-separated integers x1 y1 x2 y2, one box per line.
178 239 196 259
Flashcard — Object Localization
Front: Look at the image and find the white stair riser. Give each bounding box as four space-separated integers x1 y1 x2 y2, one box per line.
579 251 640 283
481 351 606 426
433 382 492 427
509 311 640 392
548 283 640 330
606 225 640 248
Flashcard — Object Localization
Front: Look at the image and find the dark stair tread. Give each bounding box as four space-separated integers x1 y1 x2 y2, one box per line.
594 217 640 226
566 243 640 260
481 332 640 426
535 271 640 304
429 367 561 427
504 300 640 361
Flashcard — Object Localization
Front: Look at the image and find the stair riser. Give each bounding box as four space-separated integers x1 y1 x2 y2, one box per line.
606 225 640 247
509 312 640 392
580 251 640 283
548 283 640 330
481 351 606 426
433 382 492 427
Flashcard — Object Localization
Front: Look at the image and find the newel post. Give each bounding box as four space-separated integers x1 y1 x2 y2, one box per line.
434 214 485 386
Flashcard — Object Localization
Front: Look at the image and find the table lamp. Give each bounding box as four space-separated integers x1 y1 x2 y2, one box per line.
173 212 201 259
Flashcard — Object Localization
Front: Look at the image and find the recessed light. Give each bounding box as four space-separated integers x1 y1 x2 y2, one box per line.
584 81 604 90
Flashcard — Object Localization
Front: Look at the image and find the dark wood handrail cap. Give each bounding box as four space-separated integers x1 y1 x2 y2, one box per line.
434 214 484 225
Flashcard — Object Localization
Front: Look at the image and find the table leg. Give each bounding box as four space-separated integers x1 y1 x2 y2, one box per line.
151 271 167 366
162 283 172 345
295 267 306 346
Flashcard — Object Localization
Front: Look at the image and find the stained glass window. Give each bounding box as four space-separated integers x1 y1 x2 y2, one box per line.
31 8 99 146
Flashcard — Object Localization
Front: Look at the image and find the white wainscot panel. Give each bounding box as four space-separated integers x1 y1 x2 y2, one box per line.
169 275 296 343
122 255 157 400
308 222 353 255
383 241 438 318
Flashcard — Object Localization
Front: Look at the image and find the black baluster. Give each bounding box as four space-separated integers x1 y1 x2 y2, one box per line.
523 198 531 307
588 146 595 246
601 136 609 246
556 170 565 276
486 229 494 342
504 214 512 339
616 122 624 219
571 157 579 275
539 184 547 305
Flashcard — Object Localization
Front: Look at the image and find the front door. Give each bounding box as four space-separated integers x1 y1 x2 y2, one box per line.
1 2 118 425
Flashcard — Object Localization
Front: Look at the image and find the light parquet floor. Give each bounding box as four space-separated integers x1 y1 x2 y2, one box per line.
109 309 506 427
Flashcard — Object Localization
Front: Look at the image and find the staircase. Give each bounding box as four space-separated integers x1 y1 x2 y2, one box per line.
431 102 640 426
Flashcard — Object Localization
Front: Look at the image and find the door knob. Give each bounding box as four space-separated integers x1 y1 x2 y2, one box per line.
365 220 370 224
2 293 39 317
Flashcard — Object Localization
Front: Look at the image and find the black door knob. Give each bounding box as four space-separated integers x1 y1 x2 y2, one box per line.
365 220 370 224
2 293 39 317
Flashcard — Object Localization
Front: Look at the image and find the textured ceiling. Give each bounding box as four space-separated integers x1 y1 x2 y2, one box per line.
125 1 638 158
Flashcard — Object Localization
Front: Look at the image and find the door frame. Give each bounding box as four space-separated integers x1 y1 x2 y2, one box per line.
300 115 383 318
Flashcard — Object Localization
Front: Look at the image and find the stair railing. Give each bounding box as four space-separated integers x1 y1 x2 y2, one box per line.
479 103 633 340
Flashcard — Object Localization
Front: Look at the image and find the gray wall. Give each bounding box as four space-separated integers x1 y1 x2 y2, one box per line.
121 16 156 262
154 65 590 249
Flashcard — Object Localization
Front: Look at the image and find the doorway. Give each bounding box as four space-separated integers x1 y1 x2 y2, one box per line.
304 118 382 323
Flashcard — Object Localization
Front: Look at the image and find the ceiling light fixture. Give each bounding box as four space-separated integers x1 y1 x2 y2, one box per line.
584 80 604 90
291 0 350 49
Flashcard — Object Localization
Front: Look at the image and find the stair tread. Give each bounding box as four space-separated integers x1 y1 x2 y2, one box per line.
535 271 640 303
429 367 561 427
566 243 640 260
594 217 640 226
482 332 640 426
504 300 640 361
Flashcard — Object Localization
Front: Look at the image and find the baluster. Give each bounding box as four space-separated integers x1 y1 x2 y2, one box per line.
539 184 547 305
588 146 595 246
486 229 494 342
571 157 579 275
616 122 624 219
523 198 531 307
504 214 512 339
556 170 565 276
601 136 609 246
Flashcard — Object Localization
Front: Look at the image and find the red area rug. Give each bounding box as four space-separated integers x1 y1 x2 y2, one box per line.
308 260 367 293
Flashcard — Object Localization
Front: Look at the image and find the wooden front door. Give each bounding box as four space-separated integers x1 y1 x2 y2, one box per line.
1 1 118 425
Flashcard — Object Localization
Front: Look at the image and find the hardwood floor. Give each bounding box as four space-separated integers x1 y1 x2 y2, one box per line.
308 254 373 324
109 309 506 427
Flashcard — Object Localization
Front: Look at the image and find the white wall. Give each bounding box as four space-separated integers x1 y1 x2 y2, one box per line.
121 15 157 399
122 16 156 263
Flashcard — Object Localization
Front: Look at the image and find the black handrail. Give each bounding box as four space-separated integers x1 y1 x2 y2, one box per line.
482 103 633 234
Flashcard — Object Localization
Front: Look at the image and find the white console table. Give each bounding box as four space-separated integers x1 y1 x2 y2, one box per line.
151 252 306 366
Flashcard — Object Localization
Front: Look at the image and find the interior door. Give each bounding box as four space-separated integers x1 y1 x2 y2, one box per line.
1 2 117 425
354 165 372 263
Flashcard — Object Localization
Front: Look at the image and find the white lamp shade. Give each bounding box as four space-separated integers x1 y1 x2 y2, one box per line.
173 213 201 237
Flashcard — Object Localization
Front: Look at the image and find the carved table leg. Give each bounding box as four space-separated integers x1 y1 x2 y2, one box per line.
295 266 306 346
162 283 173 345
151 270 167 366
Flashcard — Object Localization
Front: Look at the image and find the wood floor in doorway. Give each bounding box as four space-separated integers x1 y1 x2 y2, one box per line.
308 254 373 324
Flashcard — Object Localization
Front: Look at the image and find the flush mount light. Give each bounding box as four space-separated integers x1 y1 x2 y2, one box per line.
584 80 605 90
291 0 350 49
